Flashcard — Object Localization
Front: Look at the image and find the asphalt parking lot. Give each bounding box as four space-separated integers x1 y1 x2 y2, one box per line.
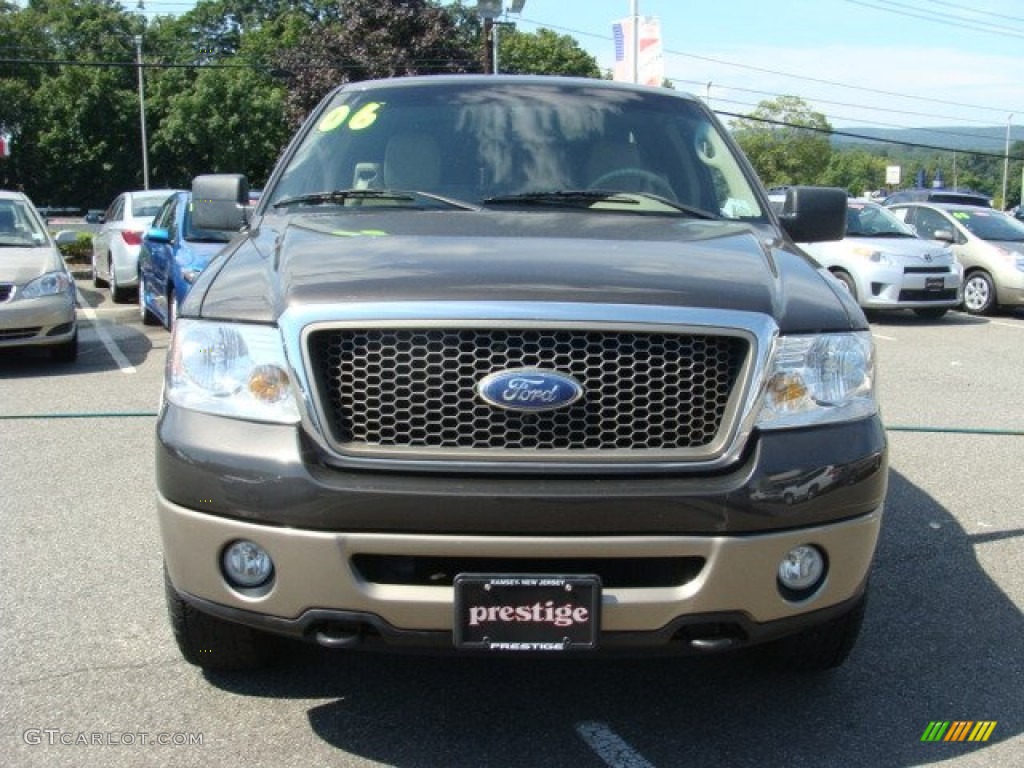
0 281 1021 768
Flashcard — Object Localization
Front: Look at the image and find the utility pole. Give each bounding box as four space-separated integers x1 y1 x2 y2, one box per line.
477 1 501 74
135 1 149 190
1001 114 1013 210
631 0 639 84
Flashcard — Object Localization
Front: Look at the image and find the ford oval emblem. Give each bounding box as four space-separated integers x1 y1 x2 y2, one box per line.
477 368 584 412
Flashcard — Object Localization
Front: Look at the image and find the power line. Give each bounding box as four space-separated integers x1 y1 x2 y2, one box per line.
844 0 1024 38
721 110 1024 162
515 14 1022 122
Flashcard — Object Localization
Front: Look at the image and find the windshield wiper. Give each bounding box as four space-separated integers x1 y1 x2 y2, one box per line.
483 190 718 219
852 232 914 238
272 189 477 211
484 190 638 207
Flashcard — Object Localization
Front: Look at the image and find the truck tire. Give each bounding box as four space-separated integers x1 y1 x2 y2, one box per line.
164 566 278 671
766 591 867 674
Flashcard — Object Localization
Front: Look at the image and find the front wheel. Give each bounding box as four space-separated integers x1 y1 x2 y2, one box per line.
109 258 133 303
164 566 279 671
91 253 107 288
831 270 858 302
962 271 996 315
139 275 159 325
166 287 178 330
764 592 867 674
50 330 78 363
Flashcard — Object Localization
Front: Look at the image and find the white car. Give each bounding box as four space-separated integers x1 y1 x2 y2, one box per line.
91 189 180 302
798 199 963 319
0 190 78 362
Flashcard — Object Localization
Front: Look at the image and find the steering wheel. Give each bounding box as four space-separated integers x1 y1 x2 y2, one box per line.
588 168 676 199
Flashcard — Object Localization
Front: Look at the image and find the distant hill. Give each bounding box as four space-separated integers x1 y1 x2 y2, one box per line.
832 126 1011 154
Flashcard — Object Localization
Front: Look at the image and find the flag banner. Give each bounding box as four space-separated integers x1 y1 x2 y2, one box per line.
612 16 663 86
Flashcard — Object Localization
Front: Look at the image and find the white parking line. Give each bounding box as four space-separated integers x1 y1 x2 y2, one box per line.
75 288 136 374
990 320 1024 330
576 721 657 768
871 332 897 341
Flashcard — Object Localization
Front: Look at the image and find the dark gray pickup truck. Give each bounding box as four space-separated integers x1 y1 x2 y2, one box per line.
157 75 887 672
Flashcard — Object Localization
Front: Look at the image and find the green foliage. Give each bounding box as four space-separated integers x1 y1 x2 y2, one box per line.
731 96 833 187
57 232 94 263
497 28 600 78
272 0 477 128
819 150 888 196
2 1 1018 209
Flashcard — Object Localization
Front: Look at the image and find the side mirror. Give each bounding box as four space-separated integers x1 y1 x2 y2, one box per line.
145 227 171 244
932 229 956 244
192 174 250 232
776 187 848 243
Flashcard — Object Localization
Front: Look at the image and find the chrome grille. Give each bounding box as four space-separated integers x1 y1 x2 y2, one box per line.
308 328 749 455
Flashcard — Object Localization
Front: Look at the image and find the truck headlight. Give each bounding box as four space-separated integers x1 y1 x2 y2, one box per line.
756 332 877 429
165 319 299 423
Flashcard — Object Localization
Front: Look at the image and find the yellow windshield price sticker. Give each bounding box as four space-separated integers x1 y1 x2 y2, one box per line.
348 102 382 131
333 229 388 237
316 102 384 133
317 105 351 133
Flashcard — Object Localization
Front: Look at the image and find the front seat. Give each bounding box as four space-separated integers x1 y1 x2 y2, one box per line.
383 134 442 190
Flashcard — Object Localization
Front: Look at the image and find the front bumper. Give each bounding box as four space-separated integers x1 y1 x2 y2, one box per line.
853 264 962 310
0 293 76 350
157 405 887 647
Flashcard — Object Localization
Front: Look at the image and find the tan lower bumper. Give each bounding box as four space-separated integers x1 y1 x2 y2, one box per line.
158 494 882 632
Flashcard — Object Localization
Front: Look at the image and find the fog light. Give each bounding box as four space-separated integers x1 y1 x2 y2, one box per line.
778 545 825 592
222 540 274 588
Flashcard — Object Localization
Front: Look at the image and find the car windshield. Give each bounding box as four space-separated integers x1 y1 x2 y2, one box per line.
0 199 48 247
132 194 172 219
267 79 765 220
846 202 916 237
951 209 1024 241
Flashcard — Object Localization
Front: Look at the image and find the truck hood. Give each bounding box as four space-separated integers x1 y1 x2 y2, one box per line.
191 210 860 333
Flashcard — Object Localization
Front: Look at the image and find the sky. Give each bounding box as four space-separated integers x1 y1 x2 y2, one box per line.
126 0 1021 151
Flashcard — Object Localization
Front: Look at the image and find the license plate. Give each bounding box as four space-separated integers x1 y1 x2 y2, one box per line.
925 277 944 291
453 574 601 651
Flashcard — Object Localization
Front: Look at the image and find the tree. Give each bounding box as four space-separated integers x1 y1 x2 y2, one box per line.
1 0 144 206
820 150 888 197
731 96 832 187
496 28 599 78
144 1 297 186
273 0 477 128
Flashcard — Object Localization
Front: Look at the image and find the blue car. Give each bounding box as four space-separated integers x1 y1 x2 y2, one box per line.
138 191 234 329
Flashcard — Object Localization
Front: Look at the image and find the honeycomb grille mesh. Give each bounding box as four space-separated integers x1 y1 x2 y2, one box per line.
308 328 748 453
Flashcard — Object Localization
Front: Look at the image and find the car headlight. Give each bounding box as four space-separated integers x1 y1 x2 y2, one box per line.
851 246 890 264
756 332 877 429
21 270 73 298
165 319 299 423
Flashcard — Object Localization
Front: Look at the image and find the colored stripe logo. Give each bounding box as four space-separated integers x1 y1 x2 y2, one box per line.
921 721 997 742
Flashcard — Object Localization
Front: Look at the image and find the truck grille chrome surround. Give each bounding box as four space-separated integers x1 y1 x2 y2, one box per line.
280 302 779 473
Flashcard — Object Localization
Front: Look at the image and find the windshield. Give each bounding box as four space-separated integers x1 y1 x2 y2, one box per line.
0 199 48 247
267 79 765 220
846 201 916 237
132 194 173 219
951 209 1024 241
